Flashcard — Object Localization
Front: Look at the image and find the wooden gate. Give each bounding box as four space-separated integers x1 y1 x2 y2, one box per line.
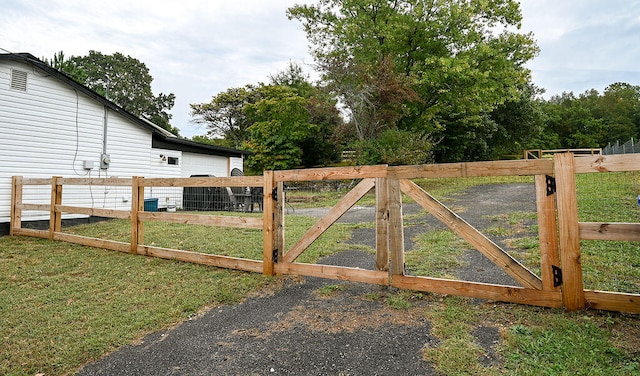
268 161 564 309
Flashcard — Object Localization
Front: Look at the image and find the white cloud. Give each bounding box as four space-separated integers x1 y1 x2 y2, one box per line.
520 0 640 97
0 0 313 137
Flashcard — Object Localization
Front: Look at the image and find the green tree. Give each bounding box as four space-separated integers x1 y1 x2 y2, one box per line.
488 83 546 158
63 51 178 135
42 51 88 83
190 135 234 148
288 0 538 162
537 84 640 149
596 83 640 143
190 85 260 148
270 62 343 167
243 85 318 172
540 92 598 148
192 64 343 167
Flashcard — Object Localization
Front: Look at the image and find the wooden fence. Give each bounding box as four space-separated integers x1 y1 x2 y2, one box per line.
10 153 640 314
524 148 602 159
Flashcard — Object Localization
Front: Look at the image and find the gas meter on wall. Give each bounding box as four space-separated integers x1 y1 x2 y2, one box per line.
101 153 111 169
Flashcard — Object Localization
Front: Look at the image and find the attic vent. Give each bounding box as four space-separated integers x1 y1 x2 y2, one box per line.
10 69 28 91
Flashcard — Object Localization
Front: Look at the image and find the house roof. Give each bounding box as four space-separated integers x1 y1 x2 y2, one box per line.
0 52 248 158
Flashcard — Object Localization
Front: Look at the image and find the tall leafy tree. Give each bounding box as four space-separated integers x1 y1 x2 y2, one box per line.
192 63 343 168
538 83 640 149
596 83 640 143
42 51 88 84
52 51 179 135
487 83 547 158
288 0 539 162
270 62 343 167
243 85 318 171
190 85 261 149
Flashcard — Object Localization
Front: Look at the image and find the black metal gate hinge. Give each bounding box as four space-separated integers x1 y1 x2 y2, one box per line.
546 175 556 196
273 248 278 263
272 187 278 201
552 265 562 287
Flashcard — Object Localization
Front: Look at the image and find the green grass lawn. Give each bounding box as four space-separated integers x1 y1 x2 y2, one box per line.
1 236 272 376
405 172 640 375
1 172 639 375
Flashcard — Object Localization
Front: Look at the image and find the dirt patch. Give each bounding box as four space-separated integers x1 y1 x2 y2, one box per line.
472 326 502 367
263 292 429 335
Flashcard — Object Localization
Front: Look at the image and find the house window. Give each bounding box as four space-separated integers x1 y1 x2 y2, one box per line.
10 69 28 91
167 157 179 165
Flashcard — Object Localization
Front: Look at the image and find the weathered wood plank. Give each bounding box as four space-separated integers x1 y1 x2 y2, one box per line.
138 212 262 229
584 290 640 314
283 178 376 263
388 178 404 275
56 177 132 186
10 176 22 235
388 159 553 179
392 275 562 308
263 171 275 275
131 177 143 254
56 205 131 219
140 176 263 188
11 228 49 239
375 177 389 272
274 262 389 285
573 153 640 173
21 178 52 185
399 179 543 290
554 153 586 311
50 176 62 239
53 233 131 253
137 245 263 273
579 222 640 241
17 203 51 211
535 175 561 291
274 165 387 182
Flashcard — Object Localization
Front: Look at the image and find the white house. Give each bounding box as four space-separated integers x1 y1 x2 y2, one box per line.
0 53 248 234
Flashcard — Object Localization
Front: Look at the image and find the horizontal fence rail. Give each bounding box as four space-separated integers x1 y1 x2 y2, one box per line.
10 154 640 314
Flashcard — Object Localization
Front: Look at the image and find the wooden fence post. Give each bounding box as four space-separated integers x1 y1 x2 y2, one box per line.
554 153 585 311
375 177 389 272
535 174 561 292
130 176 144 254
263 171 275 276
49 176 62 240
388 178 404 276
10 176 23 236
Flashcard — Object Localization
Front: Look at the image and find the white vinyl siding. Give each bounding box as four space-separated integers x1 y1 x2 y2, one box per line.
148 148 183 209
229 157 243 174
0 60 151 222
0 58 242 224
181 152 230 177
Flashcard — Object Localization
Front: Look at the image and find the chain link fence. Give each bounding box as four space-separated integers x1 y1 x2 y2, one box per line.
603 138 640 155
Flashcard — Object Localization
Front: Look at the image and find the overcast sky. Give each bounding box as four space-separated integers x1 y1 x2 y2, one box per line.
1 0 639 138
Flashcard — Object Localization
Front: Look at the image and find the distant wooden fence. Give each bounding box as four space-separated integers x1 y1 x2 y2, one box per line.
524 148 602 159
10 154 640 314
